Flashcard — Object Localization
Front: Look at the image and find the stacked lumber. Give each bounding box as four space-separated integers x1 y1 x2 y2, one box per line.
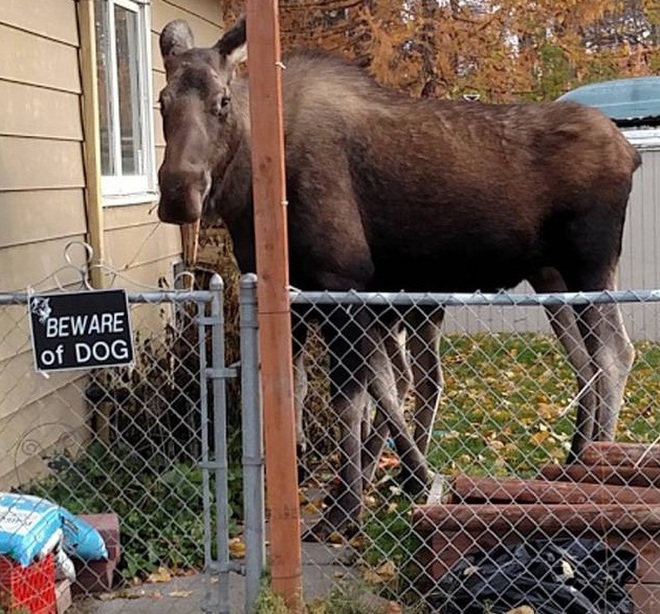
412 442 660 613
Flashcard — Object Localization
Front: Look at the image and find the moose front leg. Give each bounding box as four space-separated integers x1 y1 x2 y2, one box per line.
306 310 369 540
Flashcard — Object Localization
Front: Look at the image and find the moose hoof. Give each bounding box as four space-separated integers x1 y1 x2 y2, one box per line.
397 466 432 498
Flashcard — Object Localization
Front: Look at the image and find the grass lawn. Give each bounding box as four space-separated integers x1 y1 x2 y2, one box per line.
425 333 660 478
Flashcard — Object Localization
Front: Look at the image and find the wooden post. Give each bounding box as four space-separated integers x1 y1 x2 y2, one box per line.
245 1 303 610
77 0 106 289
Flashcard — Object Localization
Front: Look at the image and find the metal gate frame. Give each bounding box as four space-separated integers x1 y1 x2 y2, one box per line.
0 274 266 614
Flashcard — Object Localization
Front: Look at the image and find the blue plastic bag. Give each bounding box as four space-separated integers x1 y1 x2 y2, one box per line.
0 493 108 566
0 493 62 566
60 508 108 561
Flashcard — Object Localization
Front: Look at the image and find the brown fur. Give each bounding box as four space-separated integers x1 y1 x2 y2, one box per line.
157 16 641 537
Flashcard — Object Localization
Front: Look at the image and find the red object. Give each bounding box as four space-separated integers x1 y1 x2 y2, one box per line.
0 553 56 614
72 513 120 595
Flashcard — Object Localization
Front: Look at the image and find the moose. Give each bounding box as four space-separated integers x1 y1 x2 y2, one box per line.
156 15 641 539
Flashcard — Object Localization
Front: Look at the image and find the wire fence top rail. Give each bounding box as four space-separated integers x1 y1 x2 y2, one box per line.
289 288 660 307
0 289 219 306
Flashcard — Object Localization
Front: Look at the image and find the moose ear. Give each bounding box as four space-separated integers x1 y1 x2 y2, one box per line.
160 20 194 59
214 16 247 72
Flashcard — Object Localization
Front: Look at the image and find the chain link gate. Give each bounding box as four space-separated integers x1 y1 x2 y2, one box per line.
0 274 264 614
289 286 660 613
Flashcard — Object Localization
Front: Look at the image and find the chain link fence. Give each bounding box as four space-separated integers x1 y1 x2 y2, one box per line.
0 277 263 614
290 288 660 613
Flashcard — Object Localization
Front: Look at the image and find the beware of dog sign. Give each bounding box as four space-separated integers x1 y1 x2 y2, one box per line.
28 289 134 372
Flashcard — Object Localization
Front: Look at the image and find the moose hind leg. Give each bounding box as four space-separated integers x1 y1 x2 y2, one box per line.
572 272 634 447
361 317 412 486
364 321 431 496
530 268 597 461
575 301 634 442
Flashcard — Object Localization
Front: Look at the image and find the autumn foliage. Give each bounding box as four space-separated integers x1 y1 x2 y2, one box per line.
223 0 659 102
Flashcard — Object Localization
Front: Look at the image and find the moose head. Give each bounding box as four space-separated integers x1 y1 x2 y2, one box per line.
157 17 248 225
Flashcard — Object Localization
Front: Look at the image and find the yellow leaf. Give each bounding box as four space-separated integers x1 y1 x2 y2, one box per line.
229 537 246 558
147 567 172 584
530 431 550 446
328 532 345 544
301 501 323 514
348 534 366 549
169 590 193 598
362 560 398 585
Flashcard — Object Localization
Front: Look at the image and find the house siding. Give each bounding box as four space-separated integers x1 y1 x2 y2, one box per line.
103 0 224 292
0 0 223 487
0 0 87 487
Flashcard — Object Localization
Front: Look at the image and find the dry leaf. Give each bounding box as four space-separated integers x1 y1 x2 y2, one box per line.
328 532 345 544
169 590 193 598
530 431 550 445
362 560 397 584
147 567 172 584
229 537 246 558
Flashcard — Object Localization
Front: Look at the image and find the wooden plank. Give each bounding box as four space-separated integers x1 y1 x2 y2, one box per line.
102 258 181 292
160 0 223 26
104 202 160 231
104 223 181 270
247 2 302 608
0 348 87 422
0 189 86 249
0 24 80 92
580 442 660 468
0 137 84 191
153 107 165 148
539 463 660 487
155 145 166 170
0 386 88 489
78 0 105 289
0 305 31 365
152 70 167 108
0 81 82 140
151 32 166 74
628 582 660 614
0 236 87 293
0 0 78 46
414 503 660 534
450 474 660 505
152 0 222 47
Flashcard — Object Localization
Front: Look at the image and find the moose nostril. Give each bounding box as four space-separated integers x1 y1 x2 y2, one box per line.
221 95 231 108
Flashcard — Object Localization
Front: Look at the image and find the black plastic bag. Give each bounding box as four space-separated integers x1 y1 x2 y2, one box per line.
429 538 637 613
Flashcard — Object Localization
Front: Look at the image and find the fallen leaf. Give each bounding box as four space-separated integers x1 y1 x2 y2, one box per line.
348 534 366 549
378 453 400 470
229 537 246 558
530 431 550 446
147 567 172 584
98 590 147 601
169 590 193 598
362 560 397 584
328 532 345 544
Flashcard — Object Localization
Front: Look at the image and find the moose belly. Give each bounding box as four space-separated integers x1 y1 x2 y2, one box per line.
369 230 543 293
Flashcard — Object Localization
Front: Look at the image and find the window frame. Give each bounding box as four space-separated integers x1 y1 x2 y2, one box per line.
96 0 156 206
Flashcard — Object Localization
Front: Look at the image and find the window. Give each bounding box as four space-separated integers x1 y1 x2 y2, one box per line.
95 0 155 204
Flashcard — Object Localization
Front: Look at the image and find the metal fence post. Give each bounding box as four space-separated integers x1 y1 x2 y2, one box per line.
240 273 265 612
209 273 232 614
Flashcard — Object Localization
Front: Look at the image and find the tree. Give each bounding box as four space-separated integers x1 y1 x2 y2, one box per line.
245 0 660 102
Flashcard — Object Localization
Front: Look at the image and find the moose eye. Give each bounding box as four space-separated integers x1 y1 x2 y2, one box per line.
211 95 231 117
